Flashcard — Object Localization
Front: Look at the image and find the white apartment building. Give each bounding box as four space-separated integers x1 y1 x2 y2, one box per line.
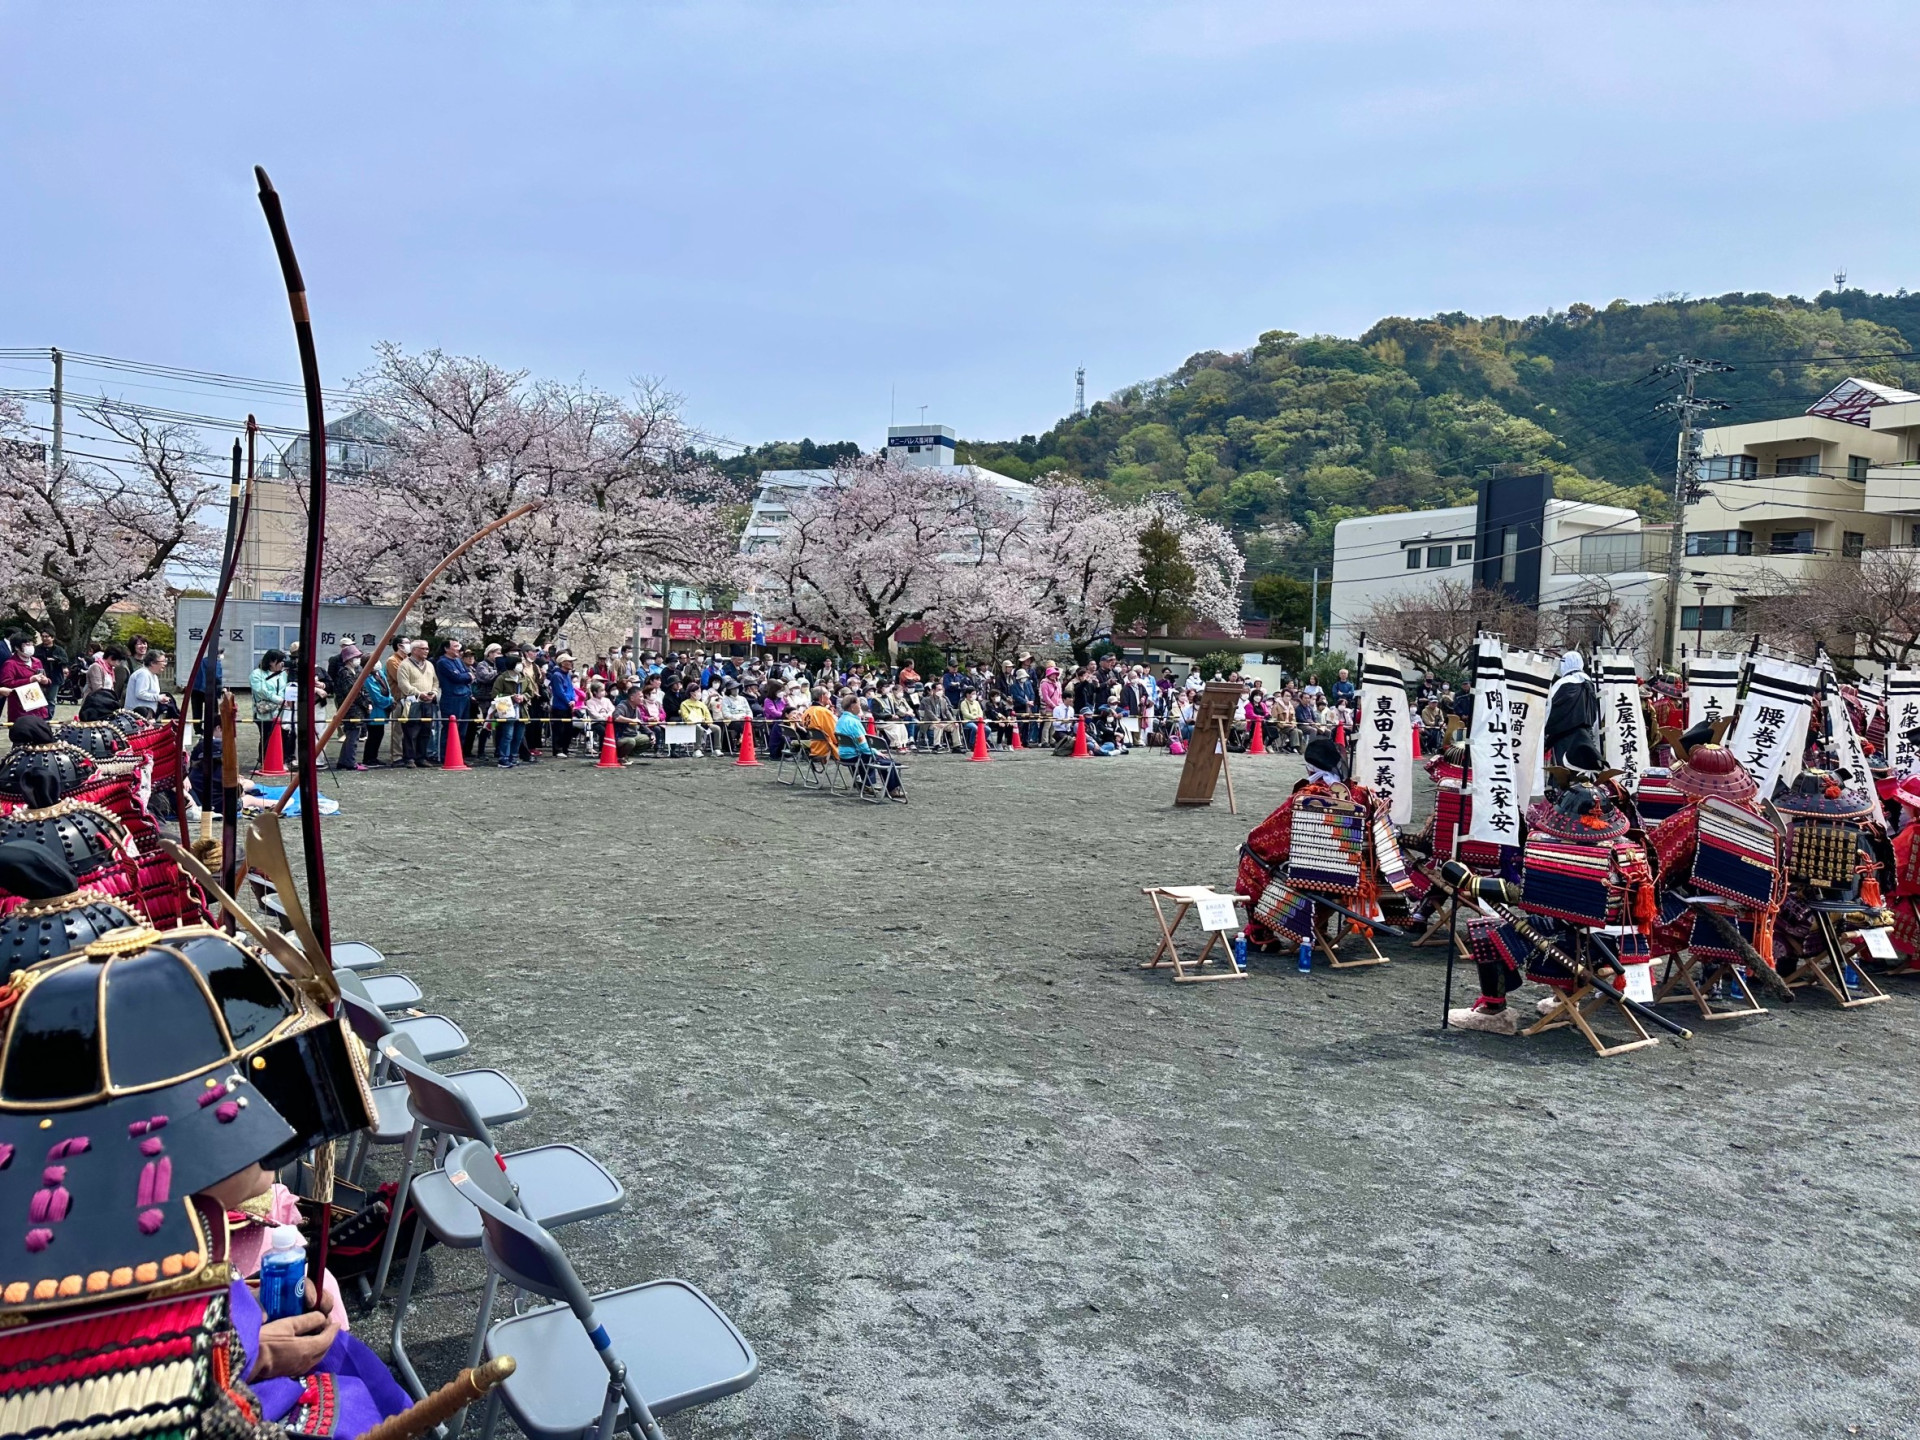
740 424 1033 554
1681 377 1918 639
1327 498 1669 662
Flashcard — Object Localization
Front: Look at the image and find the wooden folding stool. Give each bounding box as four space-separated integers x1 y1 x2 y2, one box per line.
1140 885 1249 982
1524 980 1660 1057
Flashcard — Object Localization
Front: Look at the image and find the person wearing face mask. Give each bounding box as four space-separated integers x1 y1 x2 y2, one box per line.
0 635 52 721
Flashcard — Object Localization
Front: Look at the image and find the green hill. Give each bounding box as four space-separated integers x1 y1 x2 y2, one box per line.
958 289 1920 583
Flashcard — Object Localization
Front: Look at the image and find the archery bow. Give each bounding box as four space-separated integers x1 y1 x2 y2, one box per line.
255 167 332 954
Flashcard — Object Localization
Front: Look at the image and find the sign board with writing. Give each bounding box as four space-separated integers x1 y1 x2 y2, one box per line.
174 597 400 689
1174 681 1246 808
1359 650 1413 826
1467 637 1520 846
1889 668 1920 777
1503 649 1554 805
1729 656 1819 795
1598 653 1648 793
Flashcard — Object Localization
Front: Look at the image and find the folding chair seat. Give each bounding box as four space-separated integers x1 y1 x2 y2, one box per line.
332 940 386 971
447 1140 756 1440
374 1048 625 1410
358 973 424 1013
346 1031 531 1186
339 989 471 1071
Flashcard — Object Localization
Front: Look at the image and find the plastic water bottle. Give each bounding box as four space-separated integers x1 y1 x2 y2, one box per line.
258 1224 307 1322
1297 937 1313 973
1232 934 1248 971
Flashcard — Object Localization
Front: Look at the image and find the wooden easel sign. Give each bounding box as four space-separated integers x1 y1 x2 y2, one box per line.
1175 681 1247 810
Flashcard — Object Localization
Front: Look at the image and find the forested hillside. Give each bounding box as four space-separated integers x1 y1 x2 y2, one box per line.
959 290 1920 582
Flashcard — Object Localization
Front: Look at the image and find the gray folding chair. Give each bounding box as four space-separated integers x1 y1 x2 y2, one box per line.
447 1140 757 1440
345 1031 530 1188
355 971 424 1013
374 1047 625 1415
771 721 808 786
339 989 471 1073
254 885 385 970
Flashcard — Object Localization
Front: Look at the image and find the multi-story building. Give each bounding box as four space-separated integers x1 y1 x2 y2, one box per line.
740 423 1032 555
1327 479 1670 663
241 410 395 598
1679 377 1917 640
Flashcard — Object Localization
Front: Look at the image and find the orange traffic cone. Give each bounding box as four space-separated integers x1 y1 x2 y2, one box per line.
1412 725 1423 759
865 712 877 737
1071 716 1089 758
258 722 289 778
442 717 470 771
1009 719 1024 750
969 716 991 762
734 720 761 767
597 718 620 768
1248 719 1266 756
1335 722 1347 750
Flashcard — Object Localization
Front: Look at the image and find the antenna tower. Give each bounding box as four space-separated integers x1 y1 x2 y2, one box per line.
1074 366 1086 419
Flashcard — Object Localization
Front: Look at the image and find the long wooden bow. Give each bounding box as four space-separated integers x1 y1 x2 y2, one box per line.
256 167 333 953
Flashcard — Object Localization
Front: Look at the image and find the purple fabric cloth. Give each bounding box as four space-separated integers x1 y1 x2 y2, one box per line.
229 1278 413 1436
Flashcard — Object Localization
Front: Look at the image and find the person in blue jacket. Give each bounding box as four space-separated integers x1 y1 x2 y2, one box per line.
547 651 581 757
433 637 473 762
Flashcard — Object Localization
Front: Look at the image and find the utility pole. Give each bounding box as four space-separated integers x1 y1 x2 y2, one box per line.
49 347 63 470
1653 355 1733 670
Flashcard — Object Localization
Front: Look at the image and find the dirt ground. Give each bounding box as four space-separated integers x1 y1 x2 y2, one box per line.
315 746 1920 1439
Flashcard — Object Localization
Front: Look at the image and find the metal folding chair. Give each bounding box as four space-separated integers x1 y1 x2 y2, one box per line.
802 725 848 794
447 1140 757 1440
374 1048 626 1416
344 1031 530 1188
772 721 808 786
338 989 472 1072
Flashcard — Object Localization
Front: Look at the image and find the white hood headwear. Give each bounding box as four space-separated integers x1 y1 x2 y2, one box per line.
1557 651 1585 678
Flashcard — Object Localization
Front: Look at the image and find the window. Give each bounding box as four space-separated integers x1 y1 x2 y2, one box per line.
1500 529 1519 585
1844 531 1867 558
1680 605 1748 632
1849 455 1871 482
1426 545 1452 568
1685 530 1753 557
1774 454 1820 477
1456 542 1473 561
1769 529 1814 554
1703 454 1758 482
1405 546 1423 570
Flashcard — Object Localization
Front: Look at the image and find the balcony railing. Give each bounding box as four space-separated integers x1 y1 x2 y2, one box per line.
1552 543 1673 575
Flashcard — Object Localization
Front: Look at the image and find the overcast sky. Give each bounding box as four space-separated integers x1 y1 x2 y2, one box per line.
3 2 1914 451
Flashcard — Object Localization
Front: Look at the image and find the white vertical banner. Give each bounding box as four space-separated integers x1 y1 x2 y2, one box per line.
1359 649 1415 827
1598 653 1648 793
1888 668 1920 776
1503 649 1555 806
1467 637 1522 846
1683 652 1741 732
1729 656 1819 796
1816 651 1877 797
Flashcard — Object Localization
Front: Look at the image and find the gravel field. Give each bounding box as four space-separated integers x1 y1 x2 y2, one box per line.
315 746 1920 1439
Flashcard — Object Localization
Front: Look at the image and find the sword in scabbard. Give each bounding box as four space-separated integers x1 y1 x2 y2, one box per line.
1429 861 1694 1040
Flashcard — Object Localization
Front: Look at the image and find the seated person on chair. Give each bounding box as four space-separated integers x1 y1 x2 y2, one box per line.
800 687 839 762
678 688 722 753
836 693 906 799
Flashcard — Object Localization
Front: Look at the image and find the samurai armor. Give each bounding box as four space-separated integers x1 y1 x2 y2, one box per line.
1634 769 1687 825
1689 907 1759 964
1691 798 1784 908
129 834 210 929
1285 794 1368 899
1521 839 1614 926
126 725 182 795
0 743 96 805
0 1286 281 1440
55 719 131 761
0 890 144 980
1466 914 1528 983
1371 810 1414 894
1252 876 1315 946
1787 820 1862 890
0 800 138 889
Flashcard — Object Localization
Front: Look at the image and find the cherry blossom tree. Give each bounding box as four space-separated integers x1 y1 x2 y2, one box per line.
1137 494 1245 634
0 397 218 656
327 346 740 645
1020 475 1145 661
755 454 1011 657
